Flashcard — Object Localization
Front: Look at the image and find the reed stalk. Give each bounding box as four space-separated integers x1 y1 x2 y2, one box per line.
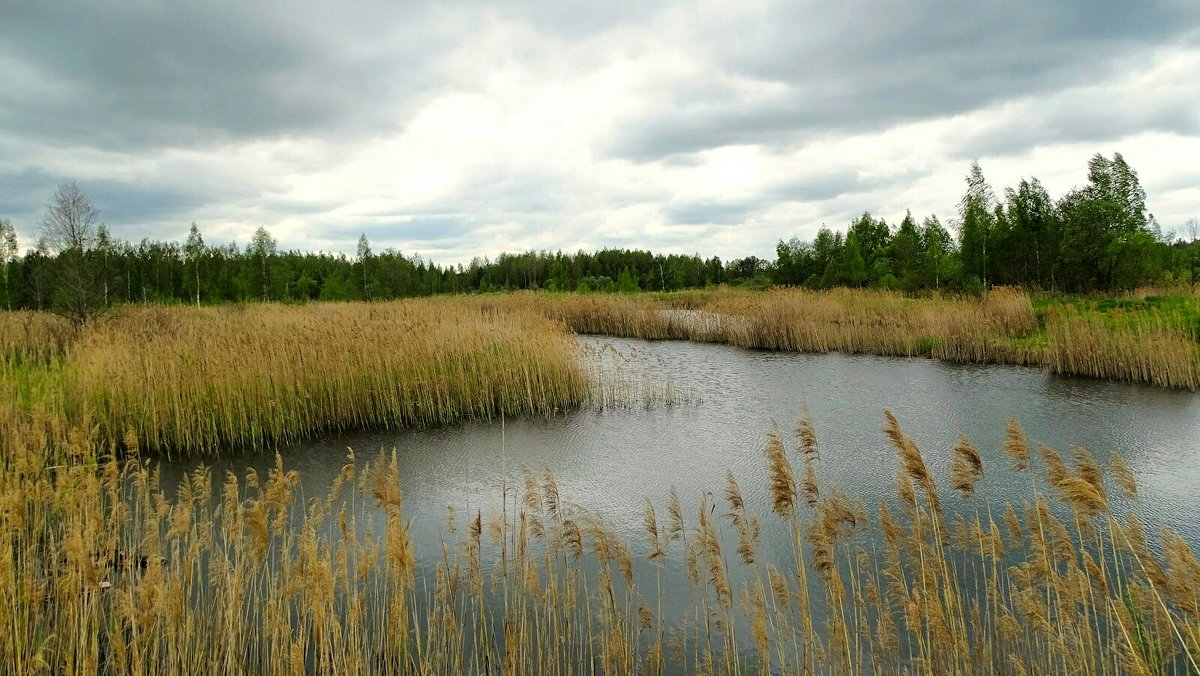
2 298 1198 673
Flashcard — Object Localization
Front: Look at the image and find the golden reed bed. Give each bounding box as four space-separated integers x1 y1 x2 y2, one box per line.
483 287 1200 390
1 300 591 458
0 296 1197 673
2 288 1196 458
0 410 1195 673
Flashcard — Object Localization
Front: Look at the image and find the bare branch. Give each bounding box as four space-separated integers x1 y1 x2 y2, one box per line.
40 182 99 253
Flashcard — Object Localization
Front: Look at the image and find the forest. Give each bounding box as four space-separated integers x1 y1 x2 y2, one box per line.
1 152 1197 323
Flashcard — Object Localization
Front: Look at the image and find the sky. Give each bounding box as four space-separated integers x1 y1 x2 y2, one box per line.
1 1 1198 266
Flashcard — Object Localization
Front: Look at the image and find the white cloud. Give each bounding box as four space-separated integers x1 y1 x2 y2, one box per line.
0 1 1197 264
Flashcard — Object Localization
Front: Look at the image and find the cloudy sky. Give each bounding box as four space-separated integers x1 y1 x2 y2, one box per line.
1 1 1198 265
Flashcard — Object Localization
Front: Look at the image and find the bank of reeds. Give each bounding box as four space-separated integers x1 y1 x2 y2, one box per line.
3 410 1197 674
3 288 1194 462
578 341 695 410
485 287 1200 390
0 310 76 364
1042 300 1200 389
0 301 593 457
480 287 1037 357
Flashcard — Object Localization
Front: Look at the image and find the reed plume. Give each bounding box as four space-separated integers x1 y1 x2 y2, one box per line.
723 471 744 512
7 364 1200 676
950 433 984 498
1109 451 1139 502
1002 416 1030 471
884 411 929 488
884 411 940 517
795 407 819 459
643 499 665 561
802 461 820 508
765 423 797 517
1072 445 1105 499
666 487 684 546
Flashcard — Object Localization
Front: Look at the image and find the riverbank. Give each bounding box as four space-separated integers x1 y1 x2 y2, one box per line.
3 288 1197 459
0 300 592 459
484 286 1200 390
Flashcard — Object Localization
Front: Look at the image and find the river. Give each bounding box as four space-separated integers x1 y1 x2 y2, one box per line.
164 336 1199 546
156 335 1200 669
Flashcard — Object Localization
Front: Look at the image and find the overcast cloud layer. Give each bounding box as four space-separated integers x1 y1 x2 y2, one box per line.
2 1 1198 265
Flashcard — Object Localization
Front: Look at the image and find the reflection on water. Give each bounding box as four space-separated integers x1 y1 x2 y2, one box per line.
154 336 1200 669
162 335 1200 561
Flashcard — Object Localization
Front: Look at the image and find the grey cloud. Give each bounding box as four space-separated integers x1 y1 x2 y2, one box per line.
456 170 571 216
301 216 481 258
368 166 669 224
953 92 1200 160
84 181 214 230
1152 173 1200 195
0 168 56 218
664 169 892 226
664 200 761 226
0 168 217 230
0 1 444 151
491 0 672 39
352 216 476 245
2 0 1197 264
764 169 879 204
609 0 1199 161
0 0 676 155
588 227 718 253
610 105 817 163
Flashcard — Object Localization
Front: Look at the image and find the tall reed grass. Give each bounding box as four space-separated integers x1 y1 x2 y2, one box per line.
489 287 1200 390
1 301 593 458
483 287 1037 355
2 411 1196 673
1 292 1196 671
0 311 76 364
1044 304 1200 389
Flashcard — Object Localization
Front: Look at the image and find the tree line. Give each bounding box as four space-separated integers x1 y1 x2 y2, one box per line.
1 152 1196 323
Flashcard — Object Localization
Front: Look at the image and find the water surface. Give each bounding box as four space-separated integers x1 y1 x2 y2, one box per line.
163 336 1200 558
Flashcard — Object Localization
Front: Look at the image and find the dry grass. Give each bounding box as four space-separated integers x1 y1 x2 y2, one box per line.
491 287 1038 359
492 287 1200 390
0 311 76 364
1043 303 1200 389
1 294 1197 672
1 300 594 457
2 410 1197 674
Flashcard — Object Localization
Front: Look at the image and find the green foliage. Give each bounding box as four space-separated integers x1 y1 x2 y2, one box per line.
890 211 922 291
1056 153 1159 290
0 218 16 310
996 178 1058 287
957 160 996 285
841 234 867 286
319 272 355 301
576 275 614 293
616 267 638 293
0 152 1187 312
293 272 319 301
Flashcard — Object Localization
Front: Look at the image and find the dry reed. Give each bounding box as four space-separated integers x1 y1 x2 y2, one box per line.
2 295 1198 673
1 409 1197 674
483 287 1199 390
1 301 607 457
